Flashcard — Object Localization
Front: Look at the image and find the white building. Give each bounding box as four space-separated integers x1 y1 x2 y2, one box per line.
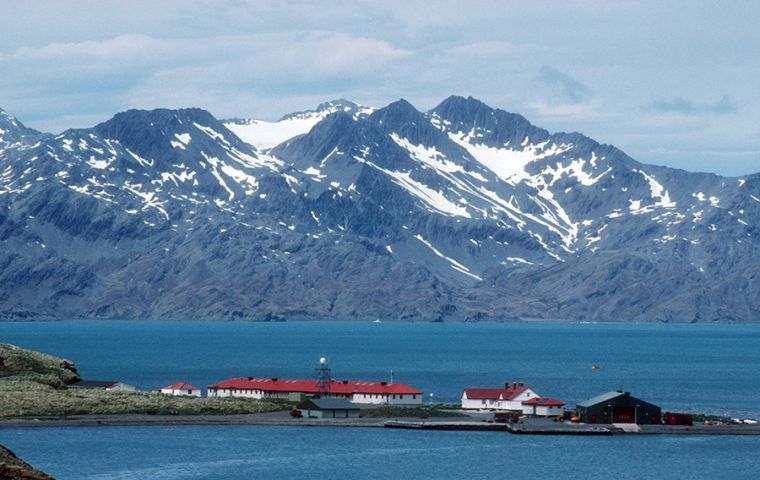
461 383 539 411
207 377 422 405
69 380 137 392
522 397 566 416
160 382 202 397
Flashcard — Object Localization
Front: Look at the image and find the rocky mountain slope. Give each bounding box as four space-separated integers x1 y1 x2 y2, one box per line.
0 97 758 322
0 444 54 480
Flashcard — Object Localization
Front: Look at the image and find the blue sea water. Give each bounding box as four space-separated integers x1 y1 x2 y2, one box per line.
3 425 760 480
2 321 760 479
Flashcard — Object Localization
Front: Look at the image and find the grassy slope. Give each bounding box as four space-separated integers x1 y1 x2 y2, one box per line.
0 343 283 417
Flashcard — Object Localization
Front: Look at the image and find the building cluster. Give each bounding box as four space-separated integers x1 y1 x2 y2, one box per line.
67 361 676 425
461 382 566 417
460 382 674 425
207 377 422 405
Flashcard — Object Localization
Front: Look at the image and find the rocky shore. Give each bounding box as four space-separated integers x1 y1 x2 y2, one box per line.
0 444 54 480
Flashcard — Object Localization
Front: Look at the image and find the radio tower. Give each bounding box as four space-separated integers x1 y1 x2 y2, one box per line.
315 357 332 398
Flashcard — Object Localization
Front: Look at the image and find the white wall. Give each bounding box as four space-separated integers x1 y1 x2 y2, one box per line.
536 405 565 416
106 383 136 392
461 394 499 410
498 389 537 411
209 388 421 405
160 387 201 397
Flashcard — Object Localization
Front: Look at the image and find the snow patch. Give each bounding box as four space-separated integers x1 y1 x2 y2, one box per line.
415 234 481 280
355 157 471 218
635 170 676 208
448 131 571 183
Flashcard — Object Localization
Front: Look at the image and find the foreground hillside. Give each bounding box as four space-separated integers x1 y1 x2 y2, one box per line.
0 343 280 417
0 97 758 322
0 444 54 480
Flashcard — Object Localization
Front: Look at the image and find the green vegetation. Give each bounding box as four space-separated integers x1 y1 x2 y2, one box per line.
0 343 283 418
0 343 79 388
362 404 466 418
691 413 732 423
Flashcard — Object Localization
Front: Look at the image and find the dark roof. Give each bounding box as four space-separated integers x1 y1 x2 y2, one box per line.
297 398 360 411
69 380 118 389
577 391 660 410
577 391 627 407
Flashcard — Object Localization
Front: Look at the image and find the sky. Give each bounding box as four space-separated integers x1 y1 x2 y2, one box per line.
1 0 759 176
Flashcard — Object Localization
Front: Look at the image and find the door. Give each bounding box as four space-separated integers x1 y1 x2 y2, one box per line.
613 407 636 423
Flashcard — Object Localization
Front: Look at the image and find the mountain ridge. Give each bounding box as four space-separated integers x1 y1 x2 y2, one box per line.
1 97 758 322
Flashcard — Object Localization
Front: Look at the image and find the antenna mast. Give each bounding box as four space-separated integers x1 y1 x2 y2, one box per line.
315 357 332 398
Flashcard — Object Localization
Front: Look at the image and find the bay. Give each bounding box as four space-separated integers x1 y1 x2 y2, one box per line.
2 425 760 480
1 320 758 414
2 320 760 480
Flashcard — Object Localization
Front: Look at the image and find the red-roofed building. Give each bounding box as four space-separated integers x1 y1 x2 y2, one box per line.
160 382 202 397
207 377 423 405
521 397 566 416
461 382 538 410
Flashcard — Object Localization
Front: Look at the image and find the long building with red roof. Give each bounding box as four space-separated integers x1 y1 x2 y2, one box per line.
208 377 423 405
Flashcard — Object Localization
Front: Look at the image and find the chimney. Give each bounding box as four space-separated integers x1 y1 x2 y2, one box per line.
271 378 278 382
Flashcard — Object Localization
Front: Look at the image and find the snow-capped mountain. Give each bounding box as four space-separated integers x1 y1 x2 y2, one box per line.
223 99 374 150
1 97 758 322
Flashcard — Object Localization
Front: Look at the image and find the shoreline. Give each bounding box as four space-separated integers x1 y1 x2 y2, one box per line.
3 413 760 435
4 318 760 326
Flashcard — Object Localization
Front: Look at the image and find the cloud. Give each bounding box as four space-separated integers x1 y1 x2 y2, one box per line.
528 99 601 119
0 32 412 127
536 66 590 103
648 95 738 116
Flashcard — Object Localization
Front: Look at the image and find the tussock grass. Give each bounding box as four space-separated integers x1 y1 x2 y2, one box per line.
0 343 282 418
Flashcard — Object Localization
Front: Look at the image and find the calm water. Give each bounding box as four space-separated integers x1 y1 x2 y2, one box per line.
3 425 760 480
1 321 760 479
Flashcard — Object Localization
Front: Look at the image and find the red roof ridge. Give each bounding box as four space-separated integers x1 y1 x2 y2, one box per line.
164 382 199 390
208 377 422 395
522 397 565 406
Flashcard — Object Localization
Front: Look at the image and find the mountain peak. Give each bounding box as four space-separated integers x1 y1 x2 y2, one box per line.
91 106 258 170
433 95 489 112
368 98 424 125
0 108 42 143
279 99 372 122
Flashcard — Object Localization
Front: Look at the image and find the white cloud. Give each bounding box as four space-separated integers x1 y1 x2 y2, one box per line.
528 100 601 118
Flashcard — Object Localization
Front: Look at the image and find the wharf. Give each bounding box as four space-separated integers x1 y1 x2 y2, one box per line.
507 418 614 435
505 418 760 436
384 420 506 431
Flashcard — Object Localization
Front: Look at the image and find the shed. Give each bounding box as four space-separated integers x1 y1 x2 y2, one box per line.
160 382 201 397
522 397 566 417
68 380 136 392
296 398 361 419
576 391 661 424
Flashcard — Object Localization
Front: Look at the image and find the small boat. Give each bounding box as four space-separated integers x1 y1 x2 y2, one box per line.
591 364 600 370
